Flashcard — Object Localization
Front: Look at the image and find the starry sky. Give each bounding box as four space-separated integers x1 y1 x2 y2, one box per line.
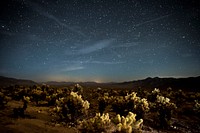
0 0 200 82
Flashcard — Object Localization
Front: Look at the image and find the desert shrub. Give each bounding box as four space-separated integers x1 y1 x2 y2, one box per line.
136 87 147 98
152 95 177 128
77 112 143 133
174 89 186 107
12 88 26 101
77 113 111 133
46 93 58 106
147 88 160 102
53 91 90 123
73 84 83 94
112 112 143 133
98 93 110 115
125 92 149 120
193 100 200 114
13 96 30 118
110 92 149 119
110 96 127 116
0 91 11 108
31 88 46 105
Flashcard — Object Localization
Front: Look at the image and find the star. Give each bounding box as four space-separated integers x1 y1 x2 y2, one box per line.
0 0 199 82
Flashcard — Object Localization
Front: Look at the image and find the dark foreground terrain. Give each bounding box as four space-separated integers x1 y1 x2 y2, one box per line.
0 76 199 133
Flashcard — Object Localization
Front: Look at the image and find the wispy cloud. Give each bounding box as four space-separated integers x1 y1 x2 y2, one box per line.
63 60 125 65
134 14 172 27
89 61 125 64
112 42 141 48
25 0 86 37
78 39 114 54
46 63 85 73
61 66 84 72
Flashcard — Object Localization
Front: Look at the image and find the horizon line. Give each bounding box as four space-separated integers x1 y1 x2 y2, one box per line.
1 75 200 84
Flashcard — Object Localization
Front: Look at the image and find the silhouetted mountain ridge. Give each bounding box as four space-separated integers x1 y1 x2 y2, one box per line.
118 76 200 91
0 76 199 91
0 76 37 86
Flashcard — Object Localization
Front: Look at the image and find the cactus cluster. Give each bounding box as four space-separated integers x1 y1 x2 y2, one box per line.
52 91 90 122
77 113 111 133
113 112 143 133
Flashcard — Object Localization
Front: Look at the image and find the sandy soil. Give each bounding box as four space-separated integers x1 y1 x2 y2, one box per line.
0 99 199 133
0 101 77 133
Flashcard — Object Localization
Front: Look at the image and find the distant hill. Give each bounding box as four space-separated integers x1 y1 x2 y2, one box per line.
44 76 200 92
117 76 200 91
0 76 199 91
0 76 37 87
44 81 102 87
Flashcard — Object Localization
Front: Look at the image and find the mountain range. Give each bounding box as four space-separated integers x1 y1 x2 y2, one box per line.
0 76 199 91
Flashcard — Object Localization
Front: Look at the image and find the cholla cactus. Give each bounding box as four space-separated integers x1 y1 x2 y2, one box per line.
156 95 176 108
23 96 30 103
152 88 160 94
125 92 137 101
110 96 127 115
126 92 149 119
110 92 149 119
31 89 45 105
155 95 176 128
0 91 10 108
147 88 161 102
98 94 110 115
46 93 58 106
32 89 43 95
194 100 200 114
113 112 143 133
156 95 170 104
53 106 62 113
52 91 90 122
70 91 90 111
73 84 83 94
77 113 111 133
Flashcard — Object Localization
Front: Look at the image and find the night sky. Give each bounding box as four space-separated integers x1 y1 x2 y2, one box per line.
0 0 200 82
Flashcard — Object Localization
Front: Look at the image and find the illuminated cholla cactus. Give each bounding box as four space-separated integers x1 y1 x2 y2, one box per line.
125 92 137 100
152 88 160 94
97 113 111 124
156 95 170 104
194 100 200 113
23 96 30 103
77 113 111 133
110 92 150 118
113 114 121 124
148 88 161 102
110 96 127 115
83 100 90 110
156 95 175 107
73 84 83 93
52 91 90 122
70 91 90 110
125 92 150 119
139 98 149 111
114 112 143 133
98 93 111 115
0 91 10 108
53 106 62 113
155 95 176 128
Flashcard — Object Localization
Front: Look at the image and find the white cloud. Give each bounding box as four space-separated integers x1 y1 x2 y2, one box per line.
78 39 114 54
61 66 84 72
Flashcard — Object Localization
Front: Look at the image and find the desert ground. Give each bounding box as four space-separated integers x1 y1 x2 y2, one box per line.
0 83 199 133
